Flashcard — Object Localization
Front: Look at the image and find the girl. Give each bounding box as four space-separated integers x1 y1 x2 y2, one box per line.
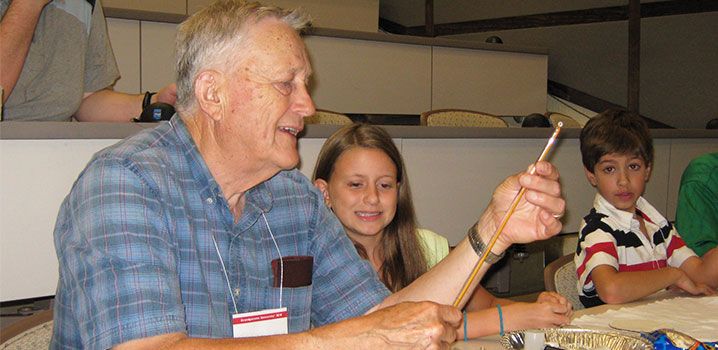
313 123 572 338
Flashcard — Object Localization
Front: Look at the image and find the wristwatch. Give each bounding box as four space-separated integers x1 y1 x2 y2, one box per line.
142 91 156 110
467 224 506 264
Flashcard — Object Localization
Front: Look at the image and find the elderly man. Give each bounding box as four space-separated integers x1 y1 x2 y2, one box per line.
51 1 566 349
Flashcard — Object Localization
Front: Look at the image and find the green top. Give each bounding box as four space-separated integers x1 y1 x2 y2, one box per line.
417 228 451 268
675 152 718 256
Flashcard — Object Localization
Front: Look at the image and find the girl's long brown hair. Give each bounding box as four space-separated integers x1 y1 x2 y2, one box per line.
312 123 429 292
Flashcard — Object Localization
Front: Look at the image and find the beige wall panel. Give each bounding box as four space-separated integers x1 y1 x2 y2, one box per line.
140 21 178 92
666 140 718 221
104 0 185 14
402 137 674 246
0 139 120 301
297 138 326 178
402 138 547 245
432 47 547 116
305 36 432 114
107 18 141 94
187 0 379 32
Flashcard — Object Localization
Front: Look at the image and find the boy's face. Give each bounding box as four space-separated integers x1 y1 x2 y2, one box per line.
584 152 651 213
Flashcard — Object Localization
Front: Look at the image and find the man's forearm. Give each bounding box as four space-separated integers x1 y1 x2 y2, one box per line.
375 237 490 310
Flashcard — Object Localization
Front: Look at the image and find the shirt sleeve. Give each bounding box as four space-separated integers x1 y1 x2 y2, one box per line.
665 228 698 268
575 221 619 289
676 181 718 256
417 228 450 268
54 158 186 348
308 204 390 327
84 0 119 93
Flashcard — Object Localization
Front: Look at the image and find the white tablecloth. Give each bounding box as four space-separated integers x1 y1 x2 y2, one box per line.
571 295 718 341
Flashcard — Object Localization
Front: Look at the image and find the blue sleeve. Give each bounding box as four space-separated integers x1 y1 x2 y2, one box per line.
308 203 390 326
53 158 186 349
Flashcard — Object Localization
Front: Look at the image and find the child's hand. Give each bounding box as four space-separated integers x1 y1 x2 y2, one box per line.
671 269 716 296
503 301 571 330
536 291 573 318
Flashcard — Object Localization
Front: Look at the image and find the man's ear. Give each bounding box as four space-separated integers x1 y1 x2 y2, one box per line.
313 179 332 207
584 166 598 187
194 70 223 121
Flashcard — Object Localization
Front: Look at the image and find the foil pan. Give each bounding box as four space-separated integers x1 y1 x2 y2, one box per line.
501 327 654 350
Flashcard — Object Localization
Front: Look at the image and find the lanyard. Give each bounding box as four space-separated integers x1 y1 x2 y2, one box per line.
211 212 284 314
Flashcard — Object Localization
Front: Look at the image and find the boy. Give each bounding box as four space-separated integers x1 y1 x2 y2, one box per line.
574 109 716 308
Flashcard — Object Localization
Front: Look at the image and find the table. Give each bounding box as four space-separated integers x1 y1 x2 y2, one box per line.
451 290 715 349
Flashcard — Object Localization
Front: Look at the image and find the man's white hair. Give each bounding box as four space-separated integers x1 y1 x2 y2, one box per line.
174 0 312 114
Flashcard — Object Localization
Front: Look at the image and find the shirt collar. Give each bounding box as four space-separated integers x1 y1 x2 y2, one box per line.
593 193 666 232
169 115 274 231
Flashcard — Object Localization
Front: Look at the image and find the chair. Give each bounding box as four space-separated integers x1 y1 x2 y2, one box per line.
543 254 584 310
304 109 352 125
420 109 508 128
0 308 54 349
547 112 582 128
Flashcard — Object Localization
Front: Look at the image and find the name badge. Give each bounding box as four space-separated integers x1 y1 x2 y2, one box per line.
232 307 288 338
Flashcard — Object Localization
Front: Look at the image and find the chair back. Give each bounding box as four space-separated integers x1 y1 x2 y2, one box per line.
305 109 352 125
0 308 54 349
543 254 584 310
421 109 508 128
547 112 582 128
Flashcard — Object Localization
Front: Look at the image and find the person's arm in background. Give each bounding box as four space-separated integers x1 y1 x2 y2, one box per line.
373 161 565 310
0 0 50 102
678 254 718 289
74 84 177 122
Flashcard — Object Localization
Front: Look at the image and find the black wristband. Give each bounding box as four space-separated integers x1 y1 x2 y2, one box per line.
142 91 156 110
467 224 506 264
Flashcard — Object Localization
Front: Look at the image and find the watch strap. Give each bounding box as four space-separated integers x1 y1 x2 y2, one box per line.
467 225 506 264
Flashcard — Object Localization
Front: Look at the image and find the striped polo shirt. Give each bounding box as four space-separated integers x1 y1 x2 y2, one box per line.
574 194 696 307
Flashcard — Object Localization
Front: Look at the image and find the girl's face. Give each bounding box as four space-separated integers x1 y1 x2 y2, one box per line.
315 147 399 241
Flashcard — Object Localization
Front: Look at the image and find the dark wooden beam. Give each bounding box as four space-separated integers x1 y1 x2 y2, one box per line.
425 0 435 37
627 0 640 113
548 80 673 128
404 0 718 36
378 17 407 35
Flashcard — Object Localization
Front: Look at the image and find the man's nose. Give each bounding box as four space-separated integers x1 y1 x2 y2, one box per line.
293 84 316 118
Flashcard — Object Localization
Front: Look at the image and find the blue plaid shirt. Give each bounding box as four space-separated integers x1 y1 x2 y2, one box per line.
51 116 389 349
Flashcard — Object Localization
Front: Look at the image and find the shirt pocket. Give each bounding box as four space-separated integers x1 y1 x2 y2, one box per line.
261 285 312 333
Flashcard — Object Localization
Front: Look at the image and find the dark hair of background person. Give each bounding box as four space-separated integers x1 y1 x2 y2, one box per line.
580 108 654 172
312 123 429 292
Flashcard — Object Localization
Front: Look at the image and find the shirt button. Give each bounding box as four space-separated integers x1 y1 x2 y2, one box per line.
206 197 214 204
234 288 241 297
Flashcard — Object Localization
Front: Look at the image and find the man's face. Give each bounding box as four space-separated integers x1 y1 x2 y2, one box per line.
585 152 651 213
219 17 315 173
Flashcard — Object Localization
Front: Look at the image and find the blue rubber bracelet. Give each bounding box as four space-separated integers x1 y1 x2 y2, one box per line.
463 309 468 342
497 304 504 336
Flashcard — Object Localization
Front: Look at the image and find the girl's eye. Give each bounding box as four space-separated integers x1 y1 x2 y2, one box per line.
379 182 395 190
349 182 362 188
273 81 293 95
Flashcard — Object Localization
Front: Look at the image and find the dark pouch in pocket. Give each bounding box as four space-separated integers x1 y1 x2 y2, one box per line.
272 255 313 288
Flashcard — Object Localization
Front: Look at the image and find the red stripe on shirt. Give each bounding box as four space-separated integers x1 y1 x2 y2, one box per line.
666 234 687 259
577 241 618 278
618 260 667 271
